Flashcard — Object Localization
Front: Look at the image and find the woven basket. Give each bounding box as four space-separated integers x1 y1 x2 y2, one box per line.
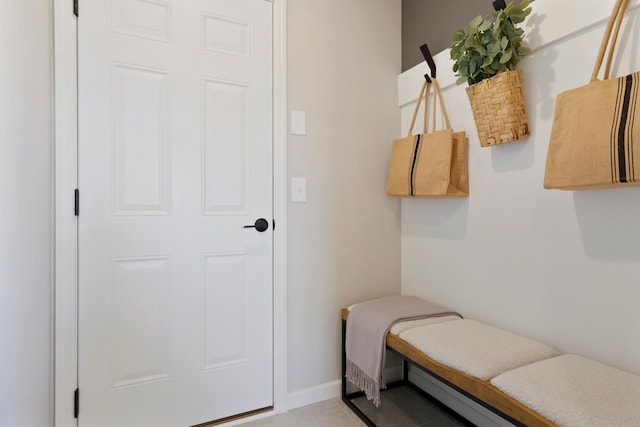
466 70 529 147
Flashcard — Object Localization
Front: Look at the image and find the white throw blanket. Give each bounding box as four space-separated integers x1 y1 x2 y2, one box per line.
345 295 459 406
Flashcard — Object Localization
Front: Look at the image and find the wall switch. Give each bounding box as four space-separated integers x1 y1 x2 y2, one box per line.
290 110 306 135
291 177 307 202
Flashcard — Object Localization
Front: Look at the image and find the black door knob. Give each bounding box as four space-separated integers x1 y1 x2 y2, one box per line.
243 218 269 232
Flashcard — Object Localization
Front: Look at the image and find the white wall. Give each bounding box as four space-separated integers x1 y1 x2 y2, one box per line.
287 0 402 405
0 2 53 426
400 0 640 376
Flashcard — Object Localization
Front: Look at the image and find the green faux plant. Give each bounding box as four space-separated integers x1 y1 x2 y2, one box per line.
450 0 533 85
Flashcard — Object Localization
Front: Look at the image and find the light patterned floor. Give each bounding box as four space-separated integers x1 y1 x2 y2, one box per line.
238 398 367 427
238 388 472 427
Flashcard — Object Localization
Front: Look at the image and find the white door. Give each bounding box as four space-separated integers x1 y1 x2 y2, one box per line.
77 1 273 426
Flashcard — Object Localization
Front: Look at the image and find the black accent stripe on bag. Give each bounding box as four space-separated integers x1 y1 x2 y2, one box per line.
627 74 639 182
617 74 634 183
410 135 421 196
611 76 625 183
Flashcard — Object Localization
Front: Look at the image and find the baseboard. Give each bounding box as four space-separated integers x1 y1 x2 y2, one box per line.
286 380 341 410
286 363 403 411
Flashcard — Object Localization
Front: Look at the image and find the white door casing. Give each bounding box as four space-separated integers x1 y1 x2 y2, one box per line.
63 0 286 426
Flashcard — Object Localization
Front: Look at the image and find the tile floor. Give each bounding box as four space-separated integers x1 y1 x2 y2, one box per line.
238 387 472 427
349 386 471 427
238 398 366 427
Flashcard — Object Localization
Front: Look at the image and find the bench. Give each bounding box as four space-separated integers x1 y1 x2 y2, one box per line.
341 307 640 427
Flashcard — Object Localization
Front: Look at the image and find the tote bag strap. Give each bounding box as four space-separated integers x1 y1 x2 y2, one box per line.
407 80 430 137
591 0 631 82
429 78 452 132
603 0 631 79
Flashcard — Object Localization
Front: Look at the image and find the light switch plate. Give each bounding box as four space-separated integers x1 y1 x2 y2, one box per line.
291 110 306 135
291 177 307 202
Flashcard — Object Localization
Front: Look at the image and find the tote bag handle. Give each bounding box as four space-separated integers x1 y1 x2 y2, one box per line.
430 78 452 132
406 81 429 137
591 0 631 82
406 78 453 136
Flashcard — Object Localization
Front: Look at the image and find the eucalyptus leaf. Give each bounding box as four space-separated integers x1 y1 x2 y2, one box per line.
459 63 469 77
470 15 483 29
488 41 500 54
478 19 492 32
465 35 475 49
518 46 531 55
500 48 513 64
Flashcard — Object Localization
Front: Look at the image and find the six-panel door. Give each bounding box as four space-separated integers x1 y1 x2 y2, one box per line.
78 1 273 425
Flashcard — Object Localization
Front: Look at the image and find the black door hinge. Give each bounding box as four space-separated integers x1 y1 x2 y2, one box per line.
272 219 276 231
73 0 78 17
74 189 79 216
74 388 79 418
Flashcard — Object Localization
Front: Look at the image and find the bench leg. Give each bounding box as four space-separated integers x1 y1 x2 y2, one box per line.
341 318 347 398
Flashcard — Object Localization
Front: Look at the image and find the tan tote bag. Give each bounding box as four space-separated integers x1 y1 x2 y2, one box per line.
544 0 640 190
386 79 468 197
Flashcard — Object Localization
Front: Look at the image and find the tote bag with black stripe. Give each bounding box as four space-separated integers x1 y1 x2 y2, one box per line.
386 79 468 197
544 0 640 190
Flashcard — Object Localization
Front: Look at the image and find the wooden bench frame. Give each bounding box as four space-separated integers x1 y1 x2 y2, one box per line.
340 309 557 427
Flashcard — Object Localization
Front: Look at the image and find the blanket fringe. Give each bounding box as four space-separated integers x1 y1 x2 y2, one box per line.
345 359 385 407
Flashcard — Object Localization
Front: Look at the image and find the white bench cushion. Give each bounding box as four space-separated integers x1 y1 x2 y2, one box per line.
491 354 640 427
399 319 560 381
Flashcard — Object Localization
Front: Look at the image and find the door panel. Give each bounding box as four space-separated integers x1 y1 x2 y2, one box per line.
113 63 170 215
78 1 273 425
113 257 170 387
203 78 250 214
203 252 249 369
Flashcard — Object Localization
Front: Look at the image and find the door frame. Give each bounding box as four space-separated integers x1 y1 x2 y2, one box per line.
53 1 288 425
